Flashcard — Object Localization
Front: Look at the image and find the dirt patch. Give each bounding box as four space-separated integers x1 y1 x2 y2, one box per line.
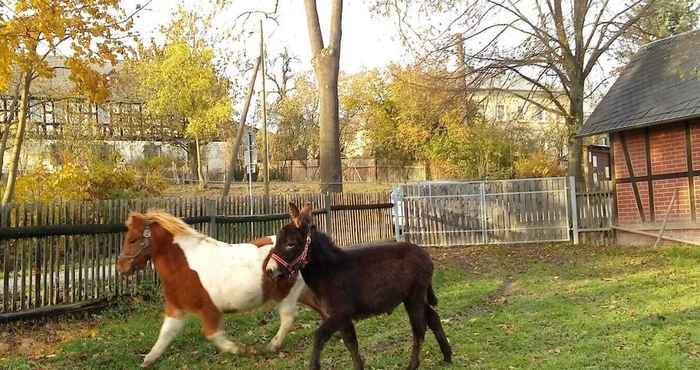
0 314 101 359
426 243 623 277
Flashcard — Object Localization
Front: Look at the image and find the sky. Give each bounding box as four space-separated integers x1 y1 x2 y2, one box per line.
123 0 408 75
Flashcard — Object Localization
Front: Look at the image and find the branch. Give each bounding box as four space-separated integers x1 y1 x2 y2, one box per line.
583 0 648 77
303 0 324 55
233 0 281 28
329 0 343 50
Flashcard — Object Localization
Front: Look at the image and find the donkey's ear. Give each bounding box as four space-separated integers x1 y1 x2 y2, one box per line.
300 202 313 223
289 202 302 227
126 212 144 227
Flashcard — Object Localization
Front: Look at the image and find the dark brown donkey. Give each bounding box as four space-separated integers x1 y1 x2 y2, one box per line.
265 203 452 370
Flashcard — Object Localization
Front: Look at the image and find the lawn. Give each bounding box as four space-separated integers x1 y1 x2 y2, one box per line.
4 243 700 369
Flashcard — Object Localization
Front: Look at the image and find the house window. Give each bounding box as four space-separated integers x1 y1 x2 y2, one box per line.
533 108 544 121
44 101 54 124
495 104 505 121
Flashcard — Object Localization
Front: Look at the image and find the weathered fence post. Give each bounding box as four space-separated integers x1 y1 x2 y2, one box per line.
324 192 333 237
480 181 487 244
392 186 405 242
207 199 217 238
569 176 580 245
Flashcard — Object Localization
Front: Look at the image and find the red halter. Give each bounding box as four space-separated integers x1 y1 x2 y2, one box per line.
270 234 312 277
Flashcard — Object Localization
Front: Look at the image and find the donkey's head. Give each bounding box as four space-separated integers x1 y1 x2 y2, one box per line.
117 212 153 275
266 202 314 280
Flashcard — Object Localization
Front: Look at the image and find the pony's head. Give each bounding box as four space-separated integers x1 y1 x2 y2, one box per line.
117 212 152 275
117 210 197 275
266 202 314 280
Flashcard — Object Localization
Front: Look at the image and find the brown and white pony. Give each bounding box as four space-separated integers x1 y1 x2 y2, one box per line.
117 210 324 368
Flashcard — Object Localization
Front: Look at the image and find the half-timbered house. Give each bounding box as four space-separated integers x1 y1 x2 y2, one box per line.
579 30 700 244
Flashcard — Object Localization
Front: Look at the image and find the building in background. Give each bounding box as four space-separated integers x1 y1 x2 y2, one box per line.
579 30 700 244
0 57 255 182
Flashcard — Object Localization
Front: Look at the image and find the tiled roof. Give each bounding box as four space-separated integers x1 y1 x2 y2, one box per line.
579 30 700 136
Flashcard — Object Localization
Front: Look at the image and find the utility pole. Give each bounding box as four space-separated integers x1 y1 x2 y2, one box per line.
260 20 271 210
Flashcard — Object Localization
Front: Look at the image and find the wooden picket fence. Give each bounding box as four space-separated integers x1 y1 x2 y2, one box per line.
0 192 394 321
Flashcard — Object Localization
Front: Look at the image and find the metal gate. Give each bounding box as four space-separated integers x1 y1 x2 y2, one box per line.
393 177 572 246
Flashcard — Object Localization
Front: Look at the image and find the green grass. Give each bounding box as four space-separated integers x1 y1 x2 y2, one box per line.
5 244 700 369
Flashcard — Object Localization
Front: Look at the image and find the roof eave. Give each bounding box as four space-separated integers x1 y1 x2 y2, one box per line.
577 113 700 137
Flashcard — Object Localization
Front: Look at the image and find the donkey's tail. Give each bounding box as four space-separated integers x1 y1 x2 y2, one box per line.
427 284 438 307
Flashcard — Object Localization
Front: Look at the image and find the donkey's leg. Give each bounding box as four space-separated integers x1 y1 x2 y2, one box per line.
340 322 364 370
268 297 298 352
200 306 255 355
142 310 185 368
425 305 452 363
310 316 348 370
404 296 427 370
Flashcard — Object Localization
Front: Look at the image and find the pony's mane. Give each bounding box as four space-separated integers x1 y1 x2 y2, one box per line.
311 230 344 261
141 210 200 237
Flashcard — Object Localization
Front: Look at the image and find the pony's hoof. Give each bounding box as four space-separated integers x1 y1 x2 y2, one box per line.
240 345 258 356
141 357 155 368
266 343 281 353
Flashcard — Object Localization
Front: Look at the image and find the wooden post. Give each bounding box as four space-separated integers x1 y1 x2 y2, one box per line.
221 56 261 199
569 176 580 245
654 189 678 248
260 21 271 211
324 192 333 237
393 186 404 242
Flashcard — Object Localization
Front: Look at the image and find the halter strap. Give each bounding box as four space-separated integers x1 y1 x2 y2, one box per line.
270 234 312 278
118 223 153 263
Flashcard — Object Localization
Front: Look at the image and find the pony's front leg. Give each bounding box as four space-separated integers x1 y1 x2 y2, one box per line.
142 315 185 368
268 299 298 352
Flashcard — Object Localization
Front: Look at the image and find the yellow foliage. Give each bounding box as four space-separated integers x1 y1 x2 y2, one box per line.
0 0 132 101
137 37 231 140
514 152 565 178
14 160 168 203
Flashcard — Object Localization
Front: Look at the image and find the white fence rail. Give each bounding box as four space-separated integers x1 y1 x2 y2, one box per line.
394 177 612 247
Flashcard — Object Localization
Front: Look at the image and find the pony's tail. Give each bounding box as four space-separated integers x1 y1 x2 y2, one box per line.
427 284 438 307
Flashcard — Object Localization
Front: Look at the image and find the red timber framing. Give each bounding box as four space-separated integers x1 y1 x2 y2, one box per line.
612 120 700 225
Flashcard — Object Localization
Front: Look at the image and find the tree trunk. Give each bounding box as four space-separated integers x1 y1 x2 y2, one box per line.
567 81 586 183
186 140 198 183
1 72 32 206
0 123 10 180
314 53 343 193
195 137 207 190
0 84 20 180
304 0 344 193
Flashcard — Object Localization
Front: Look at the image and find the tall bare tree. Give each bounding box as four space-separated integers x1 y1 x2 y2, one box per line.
304 0 344 193
378 0 657 181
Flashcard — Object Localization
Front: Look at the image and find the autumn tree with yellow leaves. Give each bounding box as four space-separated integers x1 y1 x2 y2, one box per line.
0 0 138 205
133 9 232 190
